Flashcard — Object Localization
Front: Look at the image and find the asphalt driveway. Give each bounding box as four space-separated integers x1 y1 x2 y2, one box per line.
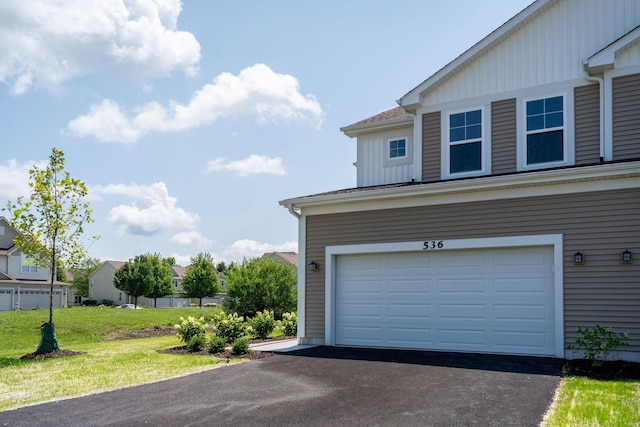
0 346 563 426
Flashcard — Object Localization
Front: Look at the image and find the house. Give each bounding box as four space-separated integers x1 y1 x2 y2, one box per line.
88 261 217 307
0 217 70 311
261 251 299 268
281 0 640 362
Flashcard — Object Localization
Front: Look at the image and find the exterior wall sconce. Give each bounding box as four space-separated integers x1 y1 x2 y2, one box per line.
307 261 319 271
574 252 584 264
622 250 632 263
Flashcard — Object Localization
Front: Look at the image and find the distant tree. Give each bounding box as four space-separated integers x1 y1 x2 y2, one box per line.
182 253 220 307
142 254 174 307
215 261 227 274
4 147 97 353
114 253 172 308
223 257 297 319
69 257 102 298
164 256 176 266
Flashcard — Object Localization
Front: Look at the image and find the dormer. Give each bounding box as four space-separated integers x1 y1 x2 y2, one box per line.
341 107 415 187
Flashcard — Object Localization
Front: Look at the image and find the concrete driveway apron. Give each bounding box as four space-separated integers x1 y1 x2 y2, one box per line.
0 346 563 427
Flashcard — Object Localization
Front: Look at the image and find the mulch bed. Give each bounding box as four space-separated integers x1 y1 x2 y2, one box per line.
562 359 640 380
158 346 274 361
19 349 86 359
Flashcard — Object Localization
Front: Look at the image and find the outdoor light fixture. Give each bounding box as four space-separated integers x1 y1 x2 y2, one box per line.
622 250 632 263
574 252 584 264
307 261 319 271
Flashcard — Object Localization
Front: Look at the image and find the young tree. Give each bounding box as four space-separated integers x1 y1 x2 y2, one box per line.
223 257 297 318
114 253 172 308
69 257 102 298
142 254 174 307
4 148 97 353
182 252 220 307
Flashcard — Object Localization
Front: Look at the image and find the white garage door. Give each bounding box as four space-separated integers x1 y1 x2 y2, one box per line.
20 290 56 310
0 289 13 311
335 246 556 356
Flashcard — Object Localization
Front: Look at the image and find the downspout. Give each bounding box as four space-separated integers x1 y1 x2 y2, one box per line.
584 69 605 162
286 203 301 220
285 202 304 343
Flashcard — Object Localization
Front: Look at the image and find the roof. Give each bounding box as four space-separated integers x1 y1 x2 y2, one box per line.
170 265 186 279
340 106 413 137
105 260 126 270
262 252 298 267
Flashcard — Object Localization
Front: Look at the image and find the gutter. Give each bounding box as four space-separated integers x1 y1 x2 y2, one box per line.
285 203 301 220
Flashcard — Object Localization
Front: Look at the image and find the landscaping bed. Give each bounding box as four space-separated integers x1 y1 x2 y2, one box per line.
562 359 640 380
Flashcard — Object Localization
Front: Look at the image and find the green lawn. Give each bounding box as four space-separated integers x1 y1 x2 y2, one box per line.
543 377 640 426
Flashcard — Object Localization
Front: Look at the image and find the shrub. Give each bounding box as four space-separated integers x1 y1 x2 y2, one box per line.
251 310 275 339
207 335 227 354
281 312 298 337
567 324 630 367
83 299 97 306
175 316 207 345
231 338 249 355
212 312 245 343
186 334 206 352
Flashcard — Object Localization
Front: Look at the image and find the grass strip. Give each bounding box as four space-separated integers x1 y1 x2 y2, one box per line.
543 377 640 427
0 336 226 411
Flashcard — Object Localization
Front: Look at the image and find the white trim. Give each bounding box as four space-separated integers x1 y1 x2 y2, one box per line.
413 112 422 181
296 213 307 342
383 136 412 167
325 234 565 358
281 162 640 216
518 91 575 171
441 106 492 179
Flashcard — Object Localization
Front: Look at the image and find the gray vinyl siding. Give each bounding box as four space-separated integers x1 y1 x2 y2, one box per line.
305 188 640 350
491 98 517 174
421 112 441 182
613 73 640 161
0 222 17 250
574 84 601 164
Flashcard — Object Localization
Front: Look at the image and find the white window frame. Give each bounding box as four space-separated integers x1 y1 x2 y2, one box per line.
441 106 491 179
383 135 412 167
518 92 574 171
20 255 38 273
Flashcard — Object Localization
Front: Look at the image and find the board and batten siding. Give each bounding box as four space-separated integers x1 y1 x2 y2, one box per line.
356 126 414 187
304 188 640 351
421 0 640 106
613 73 640 161
491 98 517 174
574 83 601 164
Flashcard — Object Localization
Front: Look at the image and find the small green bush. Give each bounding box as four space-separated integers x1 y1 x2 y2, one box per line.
207 335 227 354
175 316 207 345
567 324 630 367
212 312 245 343
231 338 249 355
251 310 275 339
281 312 297 337
187 334 206 352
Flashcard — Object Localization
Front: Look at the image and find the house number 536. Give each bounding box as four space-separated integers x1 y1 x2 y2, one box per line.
423 241 444 250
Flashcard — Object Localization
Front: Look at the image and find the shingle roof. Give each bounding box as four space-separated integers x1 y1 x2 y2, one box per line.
262 252 298 267
340 106 412 137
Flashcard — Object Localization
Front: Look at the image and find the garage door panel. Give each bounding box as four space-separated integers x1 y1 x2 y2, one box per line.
335 246 556 356
0 289 13 311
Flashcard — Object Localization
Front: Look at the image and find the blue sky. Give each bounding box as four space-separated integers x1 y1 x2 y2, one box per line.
0 0 533 266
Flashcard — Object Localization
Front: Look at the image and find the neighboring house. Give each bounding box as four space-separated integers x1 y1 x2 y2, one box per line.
88 261 213 307
261 251 299 268
281 0 640 362
0 217 70 311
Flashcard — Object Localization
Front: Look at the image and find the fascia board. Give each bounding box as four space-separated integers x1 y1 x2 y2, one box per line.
280 162 640 213
340 117 414 138
399 0 554 106
587 25 640 74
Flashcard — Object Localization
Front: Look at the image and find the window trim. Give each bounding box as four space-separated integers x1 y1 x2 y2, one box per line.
518 92 574 171
383 135 412 167
20 255 38 273
442 106 491 179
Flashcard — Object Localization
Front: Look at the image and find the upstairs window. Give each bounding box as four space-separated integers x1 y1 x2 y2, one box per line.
389 139 406 159
444 108 488 177
525 95 564 165
21 256 38 273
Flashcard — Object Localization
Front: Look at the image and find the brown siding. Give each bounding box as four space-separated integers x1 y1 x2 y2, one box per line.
613 73 640 161
305 189 640 350
491 98 517 174
574 84 601 164
421 112 441 182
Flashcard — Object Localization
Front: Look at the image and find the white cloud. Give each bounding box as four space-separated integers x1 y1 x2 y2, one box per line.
168 253 193 268
170 231 212 249
223 239 297 262
67 64 324 143
206 155 286 177
0 159 47 199
0 0 200 95
91 182 199 235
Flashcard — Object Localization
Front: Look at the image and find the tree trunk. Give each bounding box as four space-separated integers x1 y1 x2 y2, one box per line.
199 297 202 308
